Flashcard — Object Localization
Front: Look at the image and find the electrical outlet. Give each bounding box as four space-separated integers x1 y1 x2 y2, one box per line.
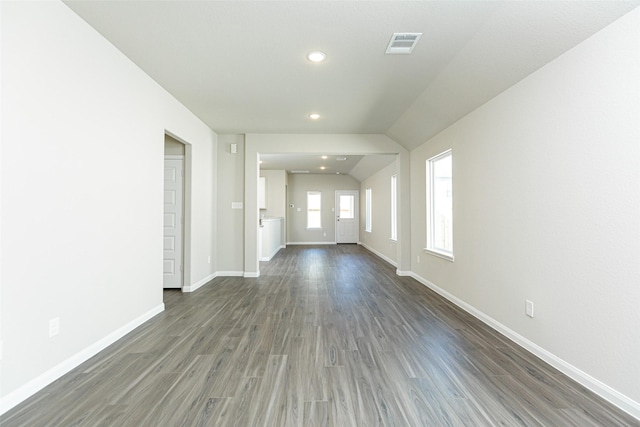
323 233 326 237
208 255 211 264
49 318 60 337
526 300 534 318
417 255 420 263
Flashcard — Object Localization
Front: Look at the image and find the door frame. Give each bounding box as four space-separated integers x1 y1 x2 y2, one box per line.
164 131 192 292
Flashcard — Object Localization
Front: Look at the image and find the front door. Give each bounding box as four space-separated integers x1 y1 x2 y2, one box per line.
335 190 359 244
163 158 183 288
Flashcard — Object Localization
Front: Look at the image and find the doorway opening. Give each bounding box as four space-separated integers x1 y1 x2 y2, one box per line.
163 133 190 292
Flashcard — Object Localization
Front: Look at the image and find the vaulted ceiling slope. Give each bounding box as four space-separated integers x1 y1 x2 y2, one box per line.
64 1 639 151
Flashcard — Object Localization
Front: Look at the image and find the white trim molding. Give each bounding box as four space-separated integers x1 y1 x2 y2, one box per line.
423 248 454 262
0 304 165 416
216 271 244 277
359 242 397 268
409 272 640 421
286 241 337 245
182 273 216 293
244 272 260 278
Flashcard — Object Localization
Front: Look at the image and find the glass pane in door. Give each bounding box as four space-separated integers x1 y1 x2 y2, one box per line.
339 195 355 219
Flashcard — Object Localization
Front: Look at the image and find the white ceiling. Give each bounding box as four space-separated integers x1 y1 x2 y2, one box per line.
64 0 639 178
260 153 396 180
260 154 364 176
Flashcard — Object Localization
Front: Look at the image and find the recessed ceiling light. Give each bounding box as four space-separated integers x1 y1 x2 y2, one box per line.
320 166 326 170
321 155 328 159
309 113 320 120
307 51 326 62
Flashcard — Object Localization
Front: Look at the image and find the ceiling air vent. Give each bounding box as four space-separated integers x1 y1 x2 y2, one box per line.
385 33 422 54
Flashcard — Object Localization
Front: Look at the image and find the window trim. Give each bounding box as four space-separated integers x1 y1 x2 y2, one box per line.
423 247 454 262
425 150 454 262
306 191 322 229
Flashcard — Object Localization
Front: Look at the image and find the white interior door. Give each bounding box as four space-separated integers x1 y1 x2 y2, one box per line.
336 190 359 244
164 158 183 288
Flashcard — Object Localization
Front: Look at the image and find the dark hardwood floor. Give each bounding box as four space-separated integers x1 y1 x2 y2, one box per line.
2 245 638 426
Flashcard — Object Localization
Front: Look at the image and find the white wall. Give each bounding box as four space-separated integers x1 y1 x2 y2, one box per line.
186 130 217 289
0 0 217 412
260 170 287 218
359 161 397 266
260 169 287 245
216 134 245 274
287 174 360 244
410 8 640 415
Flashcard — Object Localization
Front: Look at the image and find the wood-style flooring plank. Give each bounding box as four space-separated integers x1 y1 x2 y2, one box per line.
2 245 638 426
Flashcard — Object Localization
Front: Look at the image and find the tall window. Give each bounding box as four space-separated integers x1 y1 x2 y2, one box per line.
307 191 322 229
365 187 372 232
390 175 397 241
426 150 453 260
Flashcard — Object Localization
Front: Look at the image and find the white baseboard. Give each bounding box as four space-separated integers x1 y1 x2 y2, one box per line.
358 242 398 268
182 272 216 293
286 241 337 245
244 272 260 278
396 270 412 276
215 271 244 277
0 303 165 416
408 272 640 421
